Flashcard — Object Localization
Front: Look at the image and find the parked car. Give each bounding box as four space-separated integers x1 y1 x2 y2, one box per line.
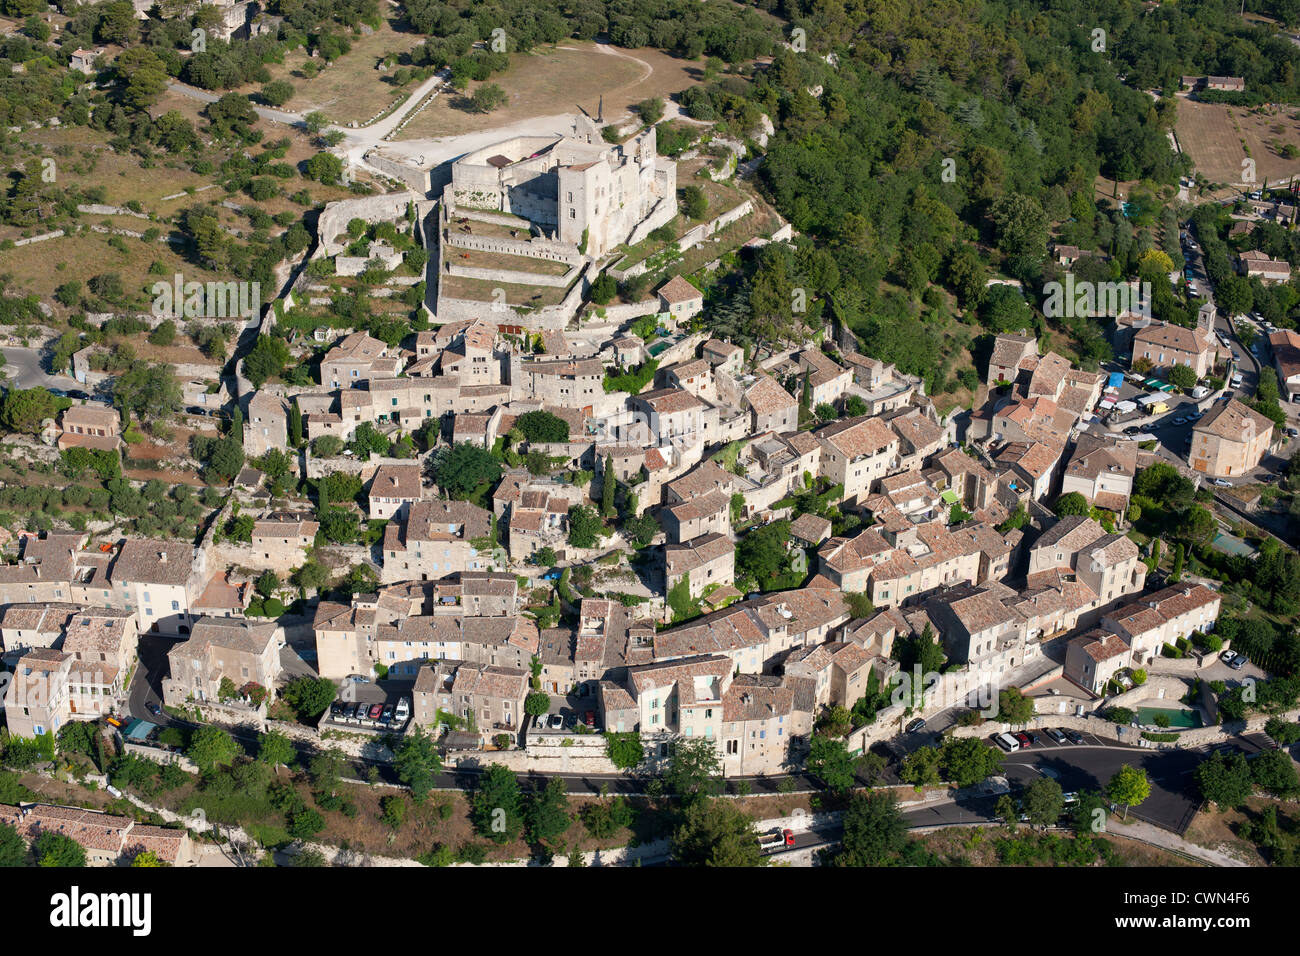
1213 478 1233 487
66 390 89 401
1288 428 1299 438
368 703 383 720
1013 732 1032 749
394 697 410 722
347 674 368 684
1229 654 1247 670
381 704 395 724
583 710 596 728
329 702 344 718
345 703 362 721
1025 732 1040 746
1172 417 1188 426
905 717 926 733
992 732 1020 752
548 713 564 731
1063 729 1085 745
1261 473 1280 482
145 702 161 717
1045 728 1068 744
1221 649 1238 663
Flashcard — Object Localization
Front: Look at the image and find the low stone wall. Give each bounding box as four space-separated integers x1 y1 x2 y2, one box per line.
445 262 574 288
591 299 661 325
123 742 199 773
318 192 420 256
442 229 579 265
303 450 415 480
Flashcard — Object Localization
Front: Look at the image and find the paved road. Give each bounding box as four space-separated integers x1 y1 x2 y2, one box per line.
1 346 81 392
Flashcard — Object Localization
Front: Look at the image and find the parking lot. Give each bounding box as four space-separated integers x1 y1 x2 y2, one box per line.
322 679 412 733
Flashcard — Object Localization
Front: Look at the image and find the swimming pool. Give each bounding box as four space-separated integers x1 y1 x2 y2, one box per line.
1135 706 1202 729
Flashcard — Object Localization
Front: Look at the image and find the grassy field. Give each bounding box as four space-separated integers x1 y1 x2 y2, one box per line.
235 19 427 125
395 42 702 141
0 232 230 311
452 247 573 277
438 273 573 308
1177 97 1300 190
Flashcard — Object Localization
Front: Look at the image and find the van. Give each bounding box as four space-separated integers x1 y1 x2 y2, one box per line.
993 732 1021 752
1230 373 1244 387
1191 385 1209 399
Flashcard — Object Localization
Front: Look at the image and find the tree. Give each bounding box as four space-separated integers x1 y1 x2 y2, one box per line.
471 83 507 113
244 336 290 388
1264 717 1300 747
996 687 1035 725
664 737 723 804
35 832 86 867
524 692 550 718
257 730 295 770
996 794 1019 831
636 97 665 124
601 455 616 517
900 746 942 787
806 735 858 793
671 798 765 867
1106 765 1151 820
113 365 181 421
305 151 344 184
1194 750 1253 810
471 764 523 844
681 185 708 220
835 791 907 866
604 732 644 770
186 726 239 773
567 505 606 549
1053 492 1090 517
255 570 280 598
515 410 569 443
130 849 165 867
938 736 1002 788
526 776 571 845
260 80 295 106
1022 778 1065 828
0 387 61 434
281 677 336 722
147 320 176 347
380 795 407 830
1169 364 1198 390
0 821 26 867
427 442 501 498
1250 748 1300 798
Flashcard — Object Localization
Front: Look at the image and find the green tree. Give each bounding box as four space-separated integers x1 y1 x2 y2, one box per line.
1052 492 1090 517
1250 749 1300 798
681 185 708 220
0 387 62 434
835 791 907 866
427 442 502 498
938 736 1002 788
471 764 524 844
257 730 295 769
0 821 26 867
1022 778 1065 828
995 687 1035 725
900 746 942 787
470 83 507 113
130 849 165 867
567 505 606 549
806 735 858 793
1106 765 1151 820
671 798 765 867
281 677 336 722
664 737 723 804
601 454 616 517
526 776 571 845
524 692 550 718
1169 364 1198 390
35 831 86 867
604 732 644 770
186 726 239 773
1194 750 1254 810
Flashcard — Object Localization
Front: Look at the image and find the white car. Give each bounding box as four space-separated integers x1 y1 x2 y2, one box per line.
1213 478 1233 487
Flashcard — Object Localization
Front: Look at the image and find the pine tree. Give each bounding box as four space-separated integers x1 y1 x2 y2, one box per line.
601 454 616 517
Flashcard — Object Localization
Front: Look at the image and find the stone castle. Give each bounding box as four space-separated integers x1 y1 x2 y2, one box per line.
445 114 677 258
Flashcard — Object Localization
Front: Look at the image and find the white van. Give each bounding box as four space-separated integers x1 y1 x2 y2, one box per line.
994 732 1021 752
1230 372 1244 387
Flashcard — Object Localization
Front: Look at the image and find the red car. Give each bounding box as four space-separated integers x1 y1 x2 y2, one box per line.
1013 732 1032 749
368 703 384 720
583 710 596 728
782 828 795 846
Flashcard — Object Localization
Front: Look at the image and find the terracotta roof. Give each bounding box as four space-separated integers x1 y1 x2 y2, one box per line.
658 275 702 304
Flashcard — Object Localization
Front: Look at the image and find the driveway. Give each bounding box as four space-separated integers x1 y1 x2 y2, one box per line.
1 346 80 392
